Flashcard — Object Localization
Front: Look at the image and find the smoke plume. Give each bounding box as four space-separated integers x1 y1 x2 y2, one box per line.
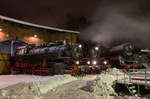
81 0 150 47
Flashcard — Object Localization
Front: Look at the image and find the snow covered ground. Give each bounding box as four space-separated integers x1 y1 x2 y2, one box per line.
0 69 147 99
0 75 76 89
0 74 98 99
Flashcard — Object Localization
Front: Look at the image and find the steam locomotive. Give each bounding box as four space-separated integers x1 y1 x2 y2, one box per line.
89 43 140 70
71 42 140 75
70 43 110 75
12 40 83 75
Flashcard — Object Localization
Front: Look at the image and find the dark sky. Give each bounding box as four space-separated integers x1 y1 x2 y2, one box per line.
1 0 150 47
0 0 101 29
0 0 150 30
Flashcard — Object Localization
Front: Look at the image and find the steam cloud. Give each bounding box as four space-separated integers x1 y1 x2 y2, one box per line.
81 0 150 47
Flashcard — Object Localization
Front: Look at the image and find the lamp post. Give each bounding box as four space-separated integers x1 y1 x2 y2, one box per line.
11 40 14 56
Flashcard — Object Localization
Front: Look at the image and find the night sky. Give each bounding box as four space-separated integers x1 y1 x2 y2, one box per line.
0 0 150 30
0 0 150 47
0 0 101 29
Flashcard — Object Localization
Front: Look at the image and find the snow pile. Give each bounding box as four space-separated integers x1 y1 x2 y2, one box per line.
47 80 95 99
36 74 78 94
91 68 124 99
0 75 56 89
106 68 125 75
0 74 78 98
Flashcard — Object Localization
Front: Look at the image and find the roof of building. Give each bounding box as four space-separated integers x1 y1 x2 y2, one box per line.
0 15 80 34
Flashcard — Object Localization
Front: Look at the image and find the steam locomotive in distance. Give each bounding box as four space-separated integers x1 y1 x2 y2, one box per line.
12 39 83 75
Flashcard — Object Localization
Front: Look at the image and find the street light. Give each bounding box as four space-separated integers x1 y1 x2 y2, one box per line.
0 28 2 32
34 35 37 38
6 34 9 37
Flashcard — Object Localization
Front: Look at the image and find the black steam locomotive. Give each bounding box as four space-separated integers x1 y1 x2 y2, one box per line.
12 40 83 75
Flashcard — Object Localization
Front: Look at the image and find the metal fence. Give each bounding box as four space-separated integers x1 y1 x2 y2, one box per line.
115 69 150 86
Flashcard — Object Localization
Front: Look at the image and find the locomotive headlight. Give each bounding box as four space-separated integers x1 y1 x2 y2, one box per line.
78 44 82 48
103 60 108 65
87 61 90 65
92 60 97 65
76 61 80 65
95 47 99 51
